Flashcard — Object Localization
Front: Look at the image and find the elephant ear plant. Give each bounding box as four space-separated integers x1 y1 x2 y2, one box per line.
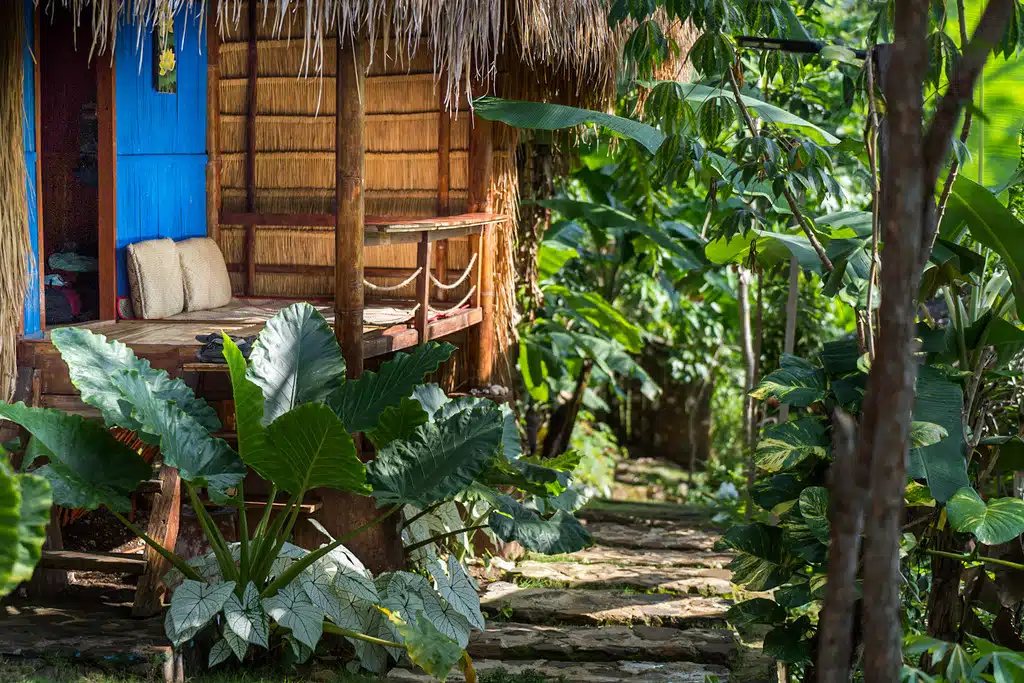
0 303 592 680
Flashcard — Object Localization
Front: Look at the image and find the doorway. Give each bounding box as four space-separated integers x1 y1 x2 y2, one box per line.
37 8 103 325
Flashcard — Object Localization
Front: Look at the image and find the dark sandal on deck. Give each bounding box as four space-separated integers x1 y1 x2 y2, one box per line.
194 334 257 363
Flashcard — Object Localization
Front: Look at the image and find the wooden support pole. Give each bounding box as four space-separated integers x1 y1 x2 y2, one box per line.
415 234 432 343
132 464 181 617
244 5 258 295
335 38 365 379
436 92 451 301
206 8 222 244
96 55 117 321
467 115 494 387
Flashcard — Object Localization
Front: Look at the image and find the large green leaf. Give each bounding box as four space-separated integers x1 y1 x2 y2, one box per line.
110 370 246 496
366 397 431 449
487 494 592 554
536 199 704 272
263 403 368 495
472 96 666 154
0 403 151 512
649 81 839 145
367 405 503 508
50 327 220 433
718 524 795 591
750 354 828 406
538 242 579 280
908 366 969 504
0 464 51 596
725 598 787 627
327 342 455 434
798 487 830 545
428 554 485 631
946 487 1024 545
223 336 276 482
941 176 1024 319
754 418 829 473
247 303 346 424
705 229 823 272
545 285 644 353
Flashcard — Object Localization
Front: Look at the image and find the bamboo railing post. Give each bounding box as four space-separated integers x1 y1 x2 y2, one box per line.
335 37 366 378
206 7 221 244
244 4 258 295
415 234 432 342
96 51 117 321
435 88 451 301
467 113 494 387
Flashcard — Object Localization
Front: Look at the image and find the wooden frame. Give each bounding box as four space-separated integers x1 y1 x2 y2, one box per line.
244 6 258 295
206 8 221 243
32 5 45 331
467 114 494 387
95 35 119 321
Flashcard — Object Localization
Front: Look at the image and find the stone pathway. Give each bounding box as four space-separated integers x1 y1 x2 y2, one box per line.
400 461 775 683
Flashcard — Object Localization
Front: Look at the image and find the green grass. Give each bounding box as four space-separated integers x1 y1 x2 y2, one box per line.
0 659 378 683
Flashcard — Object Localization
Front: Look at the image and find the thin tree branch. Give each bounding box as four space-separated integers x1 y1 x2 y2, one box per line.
726 67 834 271
922 0 1014 192
934 0 976 234
405 525 490 553
925 548 1024 572
864 50 883 359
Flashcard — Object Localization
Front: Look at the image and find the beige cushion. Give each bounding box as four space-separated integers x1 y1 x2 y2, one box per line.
176 237 233 312
126 238 184 319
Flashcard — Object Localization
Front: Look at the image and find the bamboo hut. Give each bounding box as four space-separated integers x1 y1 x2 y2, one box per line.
2 0 668 588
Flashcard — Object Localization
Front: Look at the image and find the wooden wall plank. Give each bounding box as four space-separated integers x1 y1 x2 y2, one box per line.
96 54 118 321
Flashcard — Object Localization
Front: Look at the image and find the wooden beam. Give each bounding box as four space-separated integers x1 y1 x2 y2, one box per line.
220 211 504 229
33 5 44 330
227 262 457 280
414 234 432 343
467 114 494 387
132 464 181 617
96 54 117 322
206 8 222 244
335 38 365 379
244 5 258 295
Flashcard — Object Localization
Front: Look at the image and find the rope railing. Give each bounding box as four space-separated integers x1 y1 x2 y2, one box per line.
362 267 422 291
428 286 476 316
430 253 477 290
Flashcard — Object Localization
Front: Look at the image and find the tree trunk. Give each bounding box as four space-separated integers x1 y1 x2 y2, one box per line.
860 6 929 678
516 135 556 318
738 268 757 513
926 526 963 640
779 257 799 423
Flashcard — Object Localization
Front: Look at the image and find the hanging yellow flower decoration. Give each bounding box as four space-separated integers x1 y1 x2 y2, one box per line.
158 47 176 76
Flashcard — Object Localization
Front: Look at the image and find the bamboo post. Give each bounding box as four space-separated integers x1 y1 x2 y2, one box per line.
415 234 432 342
435 90 451 301
244 5 258 295
206 7 221 244
335 37 365 378
467 114 494 387
96 52 117 321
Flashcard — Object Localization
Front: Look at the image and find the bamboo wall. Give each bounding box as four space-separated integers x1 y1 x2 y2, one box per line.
216 4 499 300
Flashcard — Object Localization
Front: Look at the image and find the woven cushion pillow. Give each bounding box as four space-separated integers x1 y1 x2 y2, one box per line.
176 237 233 311
126 238 184 319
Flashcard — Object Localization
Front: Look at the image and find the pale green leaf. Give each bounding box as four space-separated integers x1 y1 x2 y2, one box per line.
754 418 829 473
223 582 270 648
169 580 236 635
719 524 795 591
750 354 828 406
799 487 830 544
208 638 234 667
428 554 485 631
264 583 325 650
385 608 464 680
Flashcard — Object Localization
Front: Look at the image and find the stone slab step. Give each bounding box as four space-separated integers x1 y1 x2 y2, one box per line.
577 499 719 525
584 521 720 551
508 560 735 595
481 582 732 628
388 659 731 682
557 546 733 568
39 550 147 575
467 622 738 665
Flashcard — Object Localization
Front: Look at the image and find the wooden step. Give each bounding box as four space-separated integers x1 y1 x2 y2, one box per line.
39 550 147 575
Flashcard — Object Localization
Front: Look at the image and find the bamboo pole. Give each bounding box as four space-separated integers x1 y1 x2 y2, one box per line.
435 87 451 301
414 234 431 342
244 5 257 295
467 114 494 387
335 38 365 378
206 7 222 244
96 52 117 321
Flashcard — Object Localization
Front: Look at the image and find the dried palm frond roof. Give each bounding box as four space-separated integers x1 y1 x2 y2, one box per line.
38 0 627 106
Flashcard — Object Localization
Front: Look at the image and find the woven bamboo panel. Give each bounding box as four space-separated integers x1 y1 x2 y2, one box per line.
221 74 449 116
219 38 437 78
221 151 469 191
221 188 469 216
220 113 470 153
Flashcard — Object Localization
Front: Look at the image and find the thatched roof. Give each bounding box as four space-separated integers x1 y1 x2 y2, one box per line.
43 0 625 106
